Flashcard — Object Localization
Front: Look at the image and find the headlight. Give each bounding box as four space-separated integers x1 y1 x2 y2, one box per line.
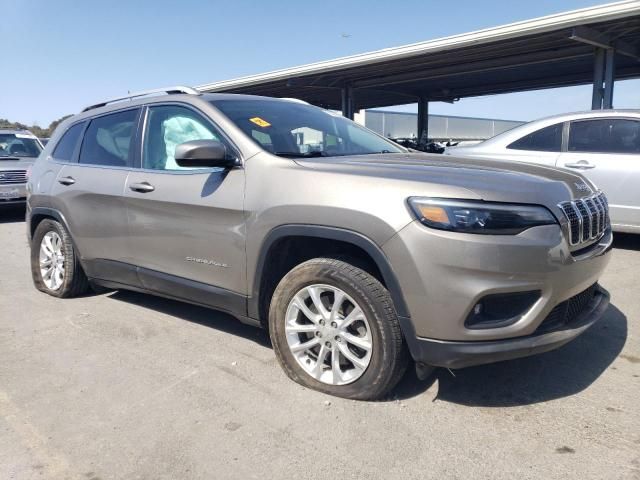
408 197 557 235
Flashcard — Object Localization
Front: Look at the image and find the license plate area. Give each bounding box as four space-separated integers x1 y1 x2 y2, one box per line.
0 187 21 200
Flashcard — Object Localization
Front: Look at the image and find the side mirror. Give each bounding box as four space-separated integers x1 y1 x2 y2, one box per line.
174 140 238 168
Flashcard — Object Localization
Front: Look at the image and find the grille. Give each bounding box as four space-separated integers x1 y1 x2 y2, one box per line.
0 170 28 185
558 192 610 246
536 284 598 334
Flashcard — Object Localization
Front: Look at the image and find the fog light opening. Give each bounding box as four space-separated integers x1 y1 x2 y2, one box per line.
465 290 541 330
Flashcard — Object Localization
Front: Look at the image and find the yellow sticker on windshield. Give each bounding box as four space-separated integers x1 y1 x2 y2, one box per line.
249 117 271 128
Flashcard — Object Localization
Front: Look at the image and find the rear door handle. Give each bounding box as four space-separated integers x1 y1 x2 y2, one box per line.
564 161 595 170
129 181 155 193
58 176 75 186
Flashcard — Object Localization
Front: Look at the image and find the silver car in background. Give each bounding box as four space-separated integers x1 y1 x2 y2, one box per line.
0 129 43 205
446 110 640 233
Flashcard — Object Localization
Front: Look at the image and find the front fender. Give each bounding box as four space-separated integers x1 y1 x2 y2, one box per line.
248 224 410 319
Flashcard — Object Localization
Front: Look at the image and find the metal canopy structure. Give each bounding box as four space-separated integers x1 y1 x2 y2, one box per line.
197 1 640 142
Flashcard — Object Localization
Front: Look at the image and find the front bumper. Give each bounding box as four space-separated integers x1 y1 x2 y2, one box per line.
383 221 612 340
382 219 613 366
0 183 27 204
399 284 609 368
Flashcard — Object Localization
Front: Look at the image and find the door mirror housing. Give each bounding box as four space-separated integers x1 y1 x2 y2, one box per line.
174 140 238 168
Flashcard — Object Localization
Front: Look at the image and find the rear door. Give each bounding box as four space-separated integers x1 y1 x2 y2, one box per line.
123 104 246 308
50 108 141 284
558 118 640 229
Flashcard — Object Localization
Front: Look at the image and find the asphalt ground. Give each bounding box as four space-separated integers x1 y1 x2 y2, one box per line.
1 205 638 480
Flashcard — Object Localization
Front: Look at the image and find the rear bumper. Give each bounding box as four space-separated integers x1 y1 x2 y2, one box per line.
400 284 609 369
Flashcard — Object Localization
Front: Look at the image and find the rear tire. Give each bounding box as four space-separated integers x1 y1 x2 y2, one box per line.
31 219 90 298
269 258 408 400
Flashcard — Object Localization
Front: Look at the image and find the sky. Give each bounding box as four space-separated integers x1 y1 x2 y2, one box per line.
2 0 638 126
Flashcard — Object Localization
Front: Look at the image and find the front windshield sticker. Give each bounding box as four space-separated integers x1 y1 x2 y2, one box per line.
249 117 271 128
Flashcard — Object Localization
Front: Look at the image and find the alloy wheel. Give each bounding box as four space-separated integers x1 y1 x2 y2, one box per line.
285 284 373 385
39 231 65 291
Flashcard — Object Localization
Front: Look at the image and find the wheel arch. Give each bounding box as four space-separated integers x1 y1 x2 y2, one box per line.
250 225 410 325
29 207 76 249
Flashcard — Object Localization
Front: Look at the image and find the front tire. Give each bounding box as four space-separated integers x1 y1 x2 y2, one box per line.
31 219 89 298
269 258 408 400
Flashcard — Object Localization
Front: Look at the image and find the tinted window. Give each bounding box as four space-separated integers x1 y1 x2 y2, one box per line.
569 119 640 154
79 109 137 167
210 99 404 158
143 105 226 170
52 123 84 161
507 123 563 152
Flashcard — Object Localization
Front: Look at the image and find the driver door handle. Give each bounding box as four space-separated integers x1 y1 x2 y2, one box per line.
58 176 75 186
564 161 595 170
129 182 155 193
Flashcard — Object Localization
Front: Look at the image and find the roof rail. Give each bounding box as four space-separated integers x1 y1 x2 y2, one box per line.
82 86 200 112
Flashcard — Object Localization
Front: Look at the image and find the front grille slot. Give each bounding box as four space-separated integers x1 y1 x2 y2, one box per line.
558 191 610 247
0 170 28 185
574 200 590 241
536 284 598 334
584 198 599 238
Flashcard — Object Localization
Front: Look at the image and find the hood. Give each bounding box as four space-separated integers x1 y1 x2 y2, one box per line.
0 156 37 171
294 152 597 209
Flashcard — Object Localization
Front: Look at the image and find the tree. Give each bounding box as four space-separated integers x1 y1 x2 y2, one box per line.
0 115 72 138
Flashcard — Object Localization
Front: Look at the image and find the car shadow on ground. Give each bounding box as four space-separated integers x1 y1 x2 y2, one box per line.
0 205 25 224
108 290 271 348
109 289 626 406
394 305 627 405
612 232 640 251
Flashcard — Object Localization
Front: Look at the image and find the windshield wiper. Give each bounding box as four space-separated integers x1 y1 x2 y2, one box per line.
362 150 399 155
274 151 326 158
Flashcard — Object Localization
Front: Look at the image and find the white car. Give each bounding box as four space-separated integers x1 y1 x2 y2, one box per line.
446 110 640 233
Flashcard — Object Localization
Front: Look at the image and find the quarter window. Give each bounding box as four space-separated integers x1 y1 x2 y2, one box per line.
568 119 640 154
507 123 563 152
79 110 138 167
143 105 226 170
52 122 85 161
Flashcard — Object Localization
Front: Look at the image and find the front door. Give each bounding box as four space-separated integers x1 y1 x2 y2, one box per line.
124 104 246 310
559 118 640 229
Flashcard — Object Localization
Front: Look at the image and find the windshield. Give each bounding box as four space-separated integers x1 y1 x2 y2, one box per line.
0 133 42 158
210 99 405 158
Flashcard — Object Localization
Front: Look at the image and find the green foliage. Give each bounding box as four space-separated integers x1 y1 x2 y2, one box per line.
0 115 72 138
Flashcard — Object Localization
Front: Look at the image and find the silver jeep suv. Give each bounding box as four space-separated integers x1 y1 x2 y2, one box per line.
1 129 42 205
27 87 612 399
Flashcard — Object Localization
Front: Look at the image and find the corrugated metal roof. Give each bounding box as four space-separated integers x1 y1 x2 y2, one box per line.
197 1 640 110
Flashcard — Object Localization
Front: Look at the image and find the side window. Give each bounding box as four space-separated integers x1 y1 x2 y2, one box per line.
52 122 85 161
569 119 640 154
507 123 563 152
143 105 226 170
79 109 137 167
